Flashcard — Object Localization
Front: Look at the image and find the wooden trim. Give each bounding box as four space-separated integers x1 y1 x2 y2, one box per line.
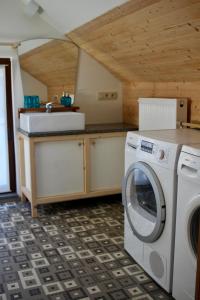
37 188 121 205
86 132 126 139
18 137 26 201
18 132 30 141
84 137 90 193
89 188 121 196
195 221 200 300
32 134 86 143
0 58 16 192
37 192 87 204
21 186 31 201
29 139 37 217
182 122 200 129
18 137 25 187
31 131 126 143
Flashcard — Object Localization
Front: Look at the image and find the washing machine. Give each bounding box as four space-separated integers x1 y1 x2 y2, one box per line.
123 129 200 292
173 144 200 300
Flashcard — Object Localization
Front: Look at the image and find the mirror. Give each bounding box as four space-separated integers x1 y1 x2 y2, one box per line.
18 38 79 105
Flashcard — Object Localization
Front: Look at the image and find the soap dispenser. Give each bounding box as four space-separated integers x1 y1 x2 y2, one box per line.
60 92 72 107
60 91 66 106
65 93 72 107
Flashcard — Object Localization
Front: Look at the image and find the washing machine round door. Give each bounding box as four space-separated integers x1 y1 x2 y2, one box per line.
185 196 200 260
124 162 166 243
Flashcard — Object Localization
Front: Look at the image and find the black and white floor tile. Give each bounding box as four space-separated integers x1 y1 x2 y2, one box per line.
0 196 173 300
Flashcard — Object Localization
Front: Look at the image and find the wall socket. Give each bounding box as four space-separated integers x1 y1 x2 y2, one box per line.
98 91 118 101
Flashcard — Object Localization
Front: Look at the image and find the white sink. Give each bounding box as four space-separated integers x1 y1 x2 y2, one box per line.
20 112 85 133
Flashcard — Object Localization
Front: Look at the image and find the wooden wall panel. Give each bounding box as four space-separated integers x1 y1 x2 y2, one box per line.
20 40 79 95
123 81 200 125
68 0 200 82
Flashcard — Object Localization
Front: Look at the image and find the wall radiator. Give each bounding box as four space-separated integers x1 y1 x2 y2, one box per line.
138 98 188 131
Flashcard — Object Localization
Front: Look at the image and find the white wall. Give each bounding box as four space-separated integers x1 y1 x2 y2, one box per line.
21 70 48 101
36 0 128 34
0 46 24 195
0 0 61 43
75 50 122 124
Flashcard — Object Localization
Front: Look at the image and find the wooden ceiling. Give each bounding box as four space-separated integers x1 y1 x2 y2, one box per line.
68 0 200 82
19 40 79 90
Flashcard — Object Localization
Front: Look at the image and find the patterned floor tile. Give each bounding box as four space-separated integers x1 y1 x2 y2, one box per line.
0 196 174 299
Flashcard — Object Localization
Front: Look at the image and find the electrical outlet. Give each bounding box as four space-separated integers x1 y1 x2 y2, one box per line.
98 92 109 101
109 92 118 100
98 92 118 101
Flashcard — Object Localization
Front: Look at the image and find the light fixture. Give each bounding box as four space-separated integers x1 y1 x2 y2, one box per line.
21 0 43 17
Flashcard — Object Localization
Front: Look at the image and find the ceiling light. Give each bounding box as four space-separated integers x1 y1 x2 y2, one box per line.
21 0 41 17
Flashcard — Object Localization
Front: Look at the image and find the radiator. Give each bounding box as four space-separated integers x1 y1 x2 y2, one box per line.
138 98 188 130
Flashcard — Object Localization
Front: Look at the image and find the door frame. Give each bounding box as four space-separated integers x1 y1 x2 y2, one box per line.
0 58 16 193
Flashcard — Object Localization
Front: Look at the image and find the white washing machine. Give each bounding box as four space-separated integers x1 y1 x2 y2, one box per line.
173 144 200 300
123 129 200 292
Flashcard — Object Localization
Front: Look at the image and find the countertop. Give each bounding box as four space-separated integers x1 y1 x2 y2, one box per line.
18 123 138 137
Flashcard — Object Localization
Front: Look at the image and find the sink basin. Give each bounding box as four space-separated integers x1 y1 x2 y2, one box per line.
20 112 85 133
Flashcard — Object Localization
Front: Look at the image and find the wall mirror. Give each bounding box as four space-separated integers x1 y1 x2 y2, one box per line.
18 38 79 105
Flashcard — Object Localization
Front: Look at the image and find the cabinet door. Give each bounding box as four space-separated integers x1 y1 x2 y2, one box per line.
90 136 125 191
35 139 84 197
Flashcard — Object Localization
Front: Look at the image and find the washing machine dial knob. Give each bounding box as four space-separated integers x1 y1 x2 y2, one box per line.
158 149 165 160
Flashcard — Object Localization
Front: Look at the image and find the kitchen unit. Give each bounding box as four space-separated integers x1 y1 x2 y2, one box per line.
18 123 136 217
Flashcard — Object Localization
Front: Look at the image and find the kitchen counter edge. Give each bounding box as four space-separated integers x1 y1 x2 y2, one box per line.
18 123 138 137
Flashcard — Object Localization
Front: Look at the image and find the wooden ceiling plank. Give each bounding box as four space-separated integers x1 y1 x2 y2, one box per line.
20 39 79 89
69 0 199 45
67 0 200 82
76 4 200 56
68 0 161 40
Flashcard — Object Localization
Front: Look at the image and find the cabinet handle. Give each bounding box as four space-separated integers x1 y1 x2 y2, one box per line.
78 142 82 146
91 141 96 145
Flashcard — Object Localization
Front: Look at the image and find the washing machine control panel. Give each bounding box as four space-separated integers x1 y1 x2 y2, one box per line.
141 140 154 153
157 149 165 160
140 140 169 162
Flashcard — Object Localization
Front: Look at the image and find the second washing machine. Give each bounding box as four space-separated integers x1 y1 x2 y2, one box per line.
173 144 200 300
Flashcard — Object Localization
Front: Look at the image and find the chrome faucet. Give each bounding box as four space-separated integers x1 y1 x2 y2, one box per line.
46 102 53 113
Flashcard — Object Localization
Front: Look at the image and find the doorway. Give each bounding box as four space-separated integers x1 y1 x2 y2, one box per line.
0 58 16 193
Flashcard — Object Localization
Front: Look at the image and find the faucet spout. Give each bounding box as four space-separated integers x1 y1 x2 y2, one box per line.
46 102 53 113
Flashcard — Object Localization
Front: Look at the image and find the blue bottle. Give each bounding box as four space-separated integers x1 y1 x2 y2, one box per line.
60 92 72 107
32 95 40 108
60 92 65 106
24 95 32 108
65 94 72 107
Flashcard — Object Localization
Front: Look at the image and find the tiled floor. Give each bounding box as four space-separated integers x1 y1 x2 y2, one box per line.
0 196 173 300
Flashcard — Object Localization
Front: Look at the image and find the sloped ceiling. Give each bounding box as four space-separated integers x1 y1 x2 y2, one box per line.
35 0 128 34
0 0 128 43
68 0 200 82
19 40 79 90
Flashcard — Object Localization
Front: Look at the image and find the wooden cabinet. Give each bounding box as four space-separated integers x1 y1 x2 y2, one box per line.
35 139 84 197
90 136 125 191
18 132 126 217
